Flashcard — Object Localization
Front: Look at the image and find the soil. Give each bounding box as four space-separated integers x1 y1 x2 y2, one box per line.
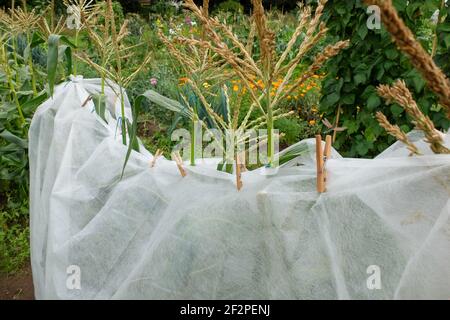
0 262 35 300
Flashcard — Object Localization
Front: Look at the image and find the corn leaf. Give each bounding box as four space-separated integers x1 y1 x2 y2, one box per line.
47 35 76 97
92 93 107 123
22 91 48 114
47 34 61 97
140 90 192 118
273 141 310 167
0 130 28 149
121 95 142 179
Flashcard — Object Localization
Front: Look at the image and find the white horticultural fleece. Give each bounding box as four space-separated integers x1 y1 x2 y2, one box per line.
29 77 450 299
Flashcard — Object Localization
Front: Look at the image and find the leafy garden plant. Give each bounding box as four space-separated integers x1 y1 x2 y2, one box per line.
320 0 450 157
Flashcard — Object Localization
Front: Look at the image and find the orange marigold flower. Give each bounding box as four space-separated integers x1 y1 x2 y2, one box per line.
179 77 189 86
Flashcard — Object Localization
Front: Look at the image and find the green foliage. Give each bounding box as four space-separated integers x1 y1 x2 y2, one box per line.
320 0 450 157
97 1 125 25
215 0 244 13
275 118 302 145
0 10 54 274
140 0 180 17
0 193 29 274
435 5 450 77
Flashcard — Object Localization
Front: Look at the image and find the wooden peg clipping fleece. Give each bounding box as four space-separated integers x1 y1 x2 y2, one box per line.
315 135 324 193
316 135 332 193
323 135 332 190
150 149 163 168
172 151 187 177
235 154 243 191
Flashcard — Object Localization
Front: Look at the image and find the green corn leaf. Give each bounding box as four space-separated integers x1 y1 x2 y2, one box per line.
47 34 61 97
216 162 233 174
31 32 45 48
92 93 108 123
23 44 31 63
64 46 73 76
22 91 48 114
0 130 28 149
121 95 142 179
273 141 310 167
140 90 191 118
47 35 76 97
59 36 77 48
0 143 24 153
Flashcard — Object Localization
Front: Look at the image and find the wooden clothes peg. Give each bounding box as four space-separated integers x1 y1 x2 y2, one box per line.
150 149 163 168
235 153 243 191
315 135 324 193
172 151 187 177
316 134 332 193
323 135 332 189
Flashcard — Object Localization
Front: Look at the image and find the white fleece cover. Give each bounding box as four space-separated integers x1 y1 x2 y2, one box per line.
29 77 450 299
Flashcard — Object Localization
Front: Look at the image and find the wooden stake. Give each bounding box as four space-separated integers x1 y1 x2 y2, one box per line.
172 151 187 177
323 135 332 192
150 149 163 168
315 135 324 193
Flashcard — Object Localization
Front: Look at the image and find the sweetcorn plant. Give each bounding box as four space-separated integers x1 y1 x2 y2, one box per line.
73 0 152 148
144 0 348 168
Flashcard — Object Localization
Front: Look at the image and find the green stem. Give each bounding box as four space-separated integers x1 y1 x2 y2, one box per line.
26 32 37 96
101 74 105 94
101 56 106 94
266 79 273 166
120 86 127 145
5 51 25 125
73 30 79 76
12 36 19 84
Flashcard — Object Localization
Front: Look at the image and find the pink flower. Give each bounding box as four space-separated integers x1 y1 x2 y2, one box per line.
185 16 192 26
150 78 158 86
